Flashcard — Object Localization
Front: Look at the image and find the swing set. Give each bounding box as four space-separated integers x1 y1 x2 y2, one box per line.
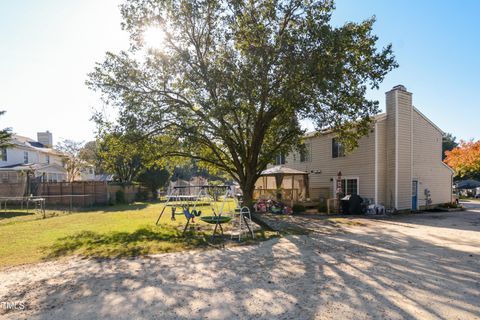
155 185 254 240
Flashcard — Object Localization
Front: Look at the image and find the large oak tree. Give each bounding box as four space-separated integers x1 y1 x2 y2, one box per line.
88 0 397 206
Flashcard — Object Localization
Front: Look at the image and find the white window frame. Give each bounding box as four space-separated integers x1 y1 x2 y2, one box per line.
332 176 360 197
300 143 311 163
275 153 286 165
332 138 345 158
45 154 50 164
0 147 7 162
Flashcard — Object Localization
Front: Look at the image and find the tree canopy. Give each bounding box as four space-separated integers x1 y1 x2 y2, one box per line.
137 165 170 196
87 0 397 205
79 141 104 174
0 111 12 148
96 132 168 184
56 139 86 182
442 133 458 160
444 140 480 178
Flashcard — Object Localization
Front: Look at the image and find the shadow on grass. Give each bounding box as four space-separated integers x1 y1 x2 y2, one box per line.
0 211 35 220
79 202 151 213
45 225 209 260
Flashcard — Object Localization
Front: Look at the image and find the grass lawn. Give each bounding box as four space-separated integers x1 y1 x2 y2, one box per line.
0 201 276 269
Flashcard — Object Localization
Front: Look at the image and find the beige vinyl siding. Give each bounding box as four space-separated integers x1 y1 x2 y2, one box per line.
385 90 397 208
375 119 387 205
396 91 413 210
385 88 414 210
412 109 453 207
263 85 452 210
285 131 376 201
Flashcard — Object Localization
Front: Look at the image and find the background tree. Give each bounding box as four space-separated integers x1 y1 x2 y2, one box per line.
79 140 104 174
56 139 85 182
88 0 397 207
136 165 170 197
444 140 480 179
0 111 12 148
170 160 228 182
97 133 143 184
97 132 166 184
442 133 458 160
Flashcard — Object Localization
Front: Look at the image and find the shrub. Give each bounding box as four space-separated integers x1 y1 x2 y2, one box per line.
292 204 306 214
439 202 461 209
115 189 126 204
135 189 150 201
318 199 328 213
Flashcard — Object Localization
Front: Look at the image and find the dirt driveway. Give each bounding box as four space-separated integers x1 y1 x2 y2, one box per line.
1 208 479 319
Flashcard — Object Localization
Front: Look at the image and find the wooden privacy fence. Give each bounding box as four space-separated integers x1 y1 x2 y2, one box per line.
0 181 148 208
0 183 26 197
107 184 146 203
36 181 109 207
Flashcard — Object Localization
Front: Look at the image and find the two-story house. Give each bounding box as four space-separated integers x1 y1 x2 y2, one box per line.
0 131 68 183
256 85 454 211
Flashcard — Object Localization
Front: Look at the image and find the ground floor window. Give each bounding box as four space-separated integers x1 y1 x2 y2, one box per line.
42 172 65 183
337 178 358 196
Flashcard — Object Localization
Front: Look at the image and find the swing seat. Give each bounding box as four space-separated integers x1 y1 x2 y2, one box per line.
192 209 202 217
183 209 195 219
200 216 232 224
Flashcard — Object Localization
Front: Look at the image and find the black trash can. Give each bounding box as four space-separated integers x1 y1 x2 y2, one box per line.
348 194 363 215
340 195 350 214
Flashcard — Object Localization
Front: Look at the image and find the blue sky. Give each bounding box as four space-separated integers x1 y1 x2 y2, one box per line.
0 0 479 144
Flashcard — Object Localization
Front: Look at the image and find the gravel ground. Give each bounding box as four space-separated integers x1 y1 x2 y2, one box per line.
1 205 479 320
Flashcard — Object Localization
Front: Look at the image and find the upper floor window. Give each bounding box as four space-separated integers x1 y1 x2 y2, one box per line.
332 138 345 158
23 151 29 164
0 147 6 161
275 153 286 165
300 143 310 162
45 155 50 164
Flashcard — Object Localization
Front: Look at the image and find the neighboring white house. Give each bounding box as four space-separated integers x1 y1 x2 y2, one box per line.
256 85 454 211
0 131 68 183
77 164 97 181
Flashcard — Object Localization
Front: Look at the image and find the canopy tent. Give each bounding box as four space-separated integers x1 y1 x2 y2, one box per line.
255 165 309 205
260 165 310 176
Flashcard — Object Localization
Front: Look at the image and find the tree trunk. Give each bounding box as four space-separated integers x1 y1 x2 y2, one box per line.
240 176 257 211
241 185 254 210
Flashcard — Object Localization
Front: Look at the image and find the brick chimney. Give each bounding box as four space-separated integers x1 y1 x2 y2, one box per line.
37 131 53 147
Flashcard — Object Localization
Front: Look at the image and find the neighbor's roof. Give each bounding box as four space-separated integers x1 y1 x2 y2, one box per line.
92 174 114 181
0 163 66 172
9 134 64 156
260 165 308 176
455 179 480 189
